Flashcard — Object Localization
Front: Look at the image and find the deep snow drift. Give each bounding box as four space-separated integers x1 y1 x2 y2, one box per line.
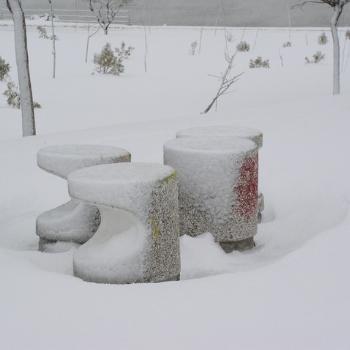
0 24 350 350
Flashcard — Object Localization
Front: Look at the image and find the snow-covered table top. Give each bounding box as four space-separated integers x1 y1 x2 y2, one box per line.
68 163 175 208
176 125 263 148
37 144 131 179
164 136 257 155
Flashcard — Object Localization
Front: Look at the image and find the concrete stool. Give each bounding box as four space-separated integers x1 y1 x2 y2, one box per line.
36 145 131 252
68 163 180 284
176 125 264 223
164 137 259 252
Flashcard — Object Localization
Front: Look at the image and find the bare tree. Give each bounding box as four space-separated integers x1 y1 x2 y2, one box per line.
88 0 128 35
142 0 148 72
85 24 100 63
48 0 56 78
6 0 36 136
202 52 243 114
293 0 350 95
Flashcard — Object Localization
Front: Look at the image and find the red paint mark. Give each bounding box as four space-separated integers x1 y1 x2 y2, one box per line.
234 154 258 219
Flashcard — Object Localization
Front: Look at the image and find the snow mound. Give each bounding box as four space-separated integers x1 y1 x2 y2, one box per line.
176 125 263 148
37 144 131 179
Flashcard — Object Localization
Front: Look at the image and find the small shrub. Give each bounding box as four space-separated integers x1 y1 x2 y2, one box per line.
37 25 58 40
236 41 250 52
94 42 133 75
249 56 270 68
115 42 134 61
37 25 49 39
318 32 328 45
4 81 20 108
305 51 325 64
3 81 41 109
0 56 10 81
346 30 350 40
190 41 198 55
33 101 41 109
94 43 120 75
283 41 292 48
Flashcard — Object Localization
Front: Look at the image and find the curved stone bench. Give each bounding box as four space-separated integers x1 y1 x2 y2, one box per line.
68 163 180 284
176 125 264 223
164 137 259 252
36 144 131 252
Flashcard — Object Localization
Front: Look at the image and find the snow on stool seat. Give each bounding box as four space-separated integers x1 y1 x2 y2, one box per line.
36 145 131 252
176 125 264 223
68 163 180 284
164 137 259 252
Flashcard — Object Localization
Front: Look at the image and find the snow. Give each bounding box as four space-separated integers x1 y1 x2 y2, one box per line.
37 144 130 178
0 23 350 349
176 125 264 148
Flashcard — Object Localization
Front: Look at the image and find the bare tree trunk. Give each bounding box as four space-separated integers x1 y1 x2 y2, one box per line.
285 0 292 41
143 25 148 72
85 25 99 63
198 27 204 54
6 0 36 136
48 0 56 79
143 0 148 72
330 4 342 95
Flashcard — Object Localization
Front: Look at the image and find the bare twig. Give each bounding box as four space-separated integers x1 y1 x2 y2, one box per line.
202 52 243 114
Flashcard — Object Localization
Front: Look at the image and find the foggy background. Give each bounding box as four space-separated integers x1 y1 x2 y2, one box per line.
1 0 350 26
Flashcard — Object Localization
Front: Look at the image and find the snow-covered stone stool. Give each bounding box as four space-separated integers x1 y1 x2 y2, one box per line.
68 163 181 284
164 137 259 252
36 145 131 252
176 125 264 223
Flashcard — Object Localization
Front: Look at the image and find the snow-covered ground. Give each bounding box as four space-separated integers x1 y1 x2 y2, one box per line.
1 23 350 349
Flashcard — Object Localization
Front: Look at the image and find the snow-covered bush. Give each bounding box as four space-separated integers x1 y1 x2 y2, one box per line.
318 32 328 45
0 56 10 81
236 41 250 52
94 42 133 75
115 42 133 60
37 25 58 40
37 25 49 39
305 51 325 64
189 41 198 55
4 81 20 108
249 57 270 68
3 81 41 109
346 30 350 40
283 41 292 48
